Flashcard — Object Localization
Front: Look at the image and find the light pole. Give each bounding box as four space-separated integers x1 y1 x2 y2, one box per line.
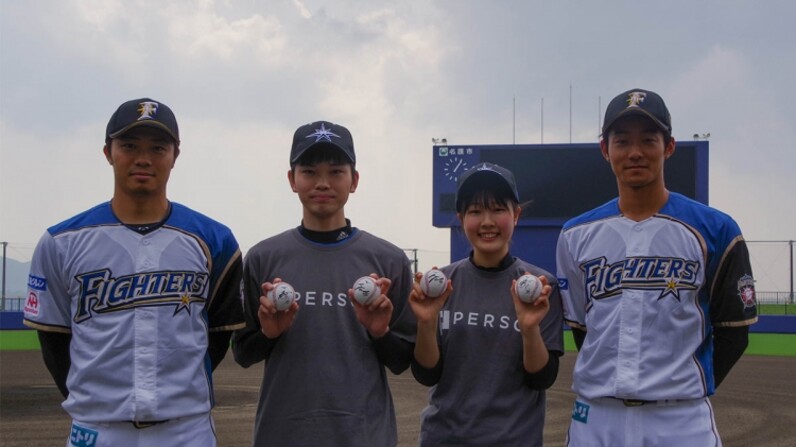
1 241 7 311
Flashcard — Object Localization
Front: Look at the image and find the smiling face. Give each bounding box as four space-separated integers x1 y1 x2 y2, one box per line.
104 126 179 201
601 115 675 192
458 192 520 268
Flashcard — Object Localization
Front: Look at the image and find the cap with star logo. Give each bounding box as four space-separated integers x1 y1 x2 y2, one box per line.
602 88 671 137
290 120 355 164
455 162 520 212
105 98 180 143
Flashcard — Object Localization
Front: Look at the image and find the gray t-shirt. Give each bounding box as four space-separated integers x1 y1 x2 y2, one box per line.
419 257 564 447
233 228 415 447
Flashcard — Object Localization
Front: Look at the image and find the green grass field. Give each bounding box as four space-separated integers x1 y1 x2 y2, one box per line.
759 304 796 315
561 331 796 356
0 330 41 350
3 329 793 356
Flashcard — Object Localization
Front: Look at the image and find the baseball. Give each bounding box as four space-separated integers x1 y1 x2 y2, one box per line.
352 276 381 305
267 282 296 311
515 274 542 303
420 268 448 298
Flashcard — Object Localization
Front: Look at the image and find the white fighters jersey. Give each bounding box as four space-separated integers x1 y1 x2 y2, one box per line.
23 202 244 422
556 192 757 401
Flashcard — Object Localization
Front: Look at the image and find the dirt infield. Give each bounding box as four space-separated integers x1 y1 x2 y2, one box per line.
2 350 794 446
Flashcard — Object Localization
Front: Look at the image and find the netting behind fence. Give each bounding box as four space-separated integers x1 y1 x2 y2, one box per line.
747 240 794 305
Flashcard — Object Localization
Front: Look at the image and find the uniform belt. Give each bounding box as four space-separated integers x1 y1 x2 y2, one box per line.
611 397 685 407
130 420 169 429
620 399 655 407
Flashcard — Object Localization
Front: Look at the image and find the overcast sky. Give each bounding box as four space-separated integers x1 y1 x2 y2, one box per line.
1 1 794 288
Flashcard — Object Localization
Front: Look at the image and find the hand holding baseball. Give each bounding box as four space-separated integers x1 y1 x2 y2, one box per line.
258 279 299 339
349 274 394 338
514 274 542 303
511 274 551 333
419 268 449 298
409 268 452 324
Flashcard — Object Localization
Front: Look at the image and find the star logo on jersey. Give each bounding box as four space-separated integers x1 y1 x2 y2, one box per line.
173 292 198 316
137 101 159 120
305 123 340 143
737 274 756 309
626 91 646 108
658 277 684 301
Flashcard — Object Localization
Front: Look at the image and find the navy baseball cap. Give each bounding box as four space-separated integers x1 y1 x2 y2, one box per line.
290 121 355 164
455 162 520 211
602 88 671 137
106 98 179 143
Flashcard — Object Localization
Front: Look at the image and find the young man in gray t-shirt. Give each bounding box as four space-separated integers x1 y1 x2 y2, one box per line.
232 121 415 447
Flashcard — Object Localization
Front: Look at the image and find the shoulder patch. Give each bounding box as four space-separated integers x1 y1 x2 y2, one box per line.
737 274 756 309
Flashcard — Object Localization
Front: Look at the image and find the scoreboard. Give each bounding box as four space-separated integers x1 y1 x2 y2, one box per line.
432 141 709 270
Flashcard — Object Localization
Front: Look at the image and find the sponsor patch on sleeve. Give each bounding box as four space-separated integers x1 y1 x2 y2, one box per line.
28 275 47 291
557 278 569 290
24 292 40 317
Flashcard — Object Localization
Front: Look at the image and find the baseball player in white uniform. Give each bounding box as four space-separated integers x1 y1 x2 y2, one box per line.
23 98 245 447
556 88 757 446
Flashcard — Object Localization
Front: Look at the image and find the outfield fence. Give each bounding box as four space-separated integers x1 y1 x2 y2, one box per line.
756 291 796 305
3 297 25 312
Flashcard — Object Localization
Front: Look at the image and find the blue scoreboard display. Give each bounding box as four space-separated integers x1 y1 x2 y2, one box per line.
432 142 709 270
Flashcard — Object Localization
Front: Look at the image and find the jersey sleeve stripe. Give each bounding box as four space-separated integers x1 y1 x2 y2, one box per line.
709 235 744 299
209 322 246 332
23 319 71 334
208 249 241 308
564 319 586 330
713 317 758 328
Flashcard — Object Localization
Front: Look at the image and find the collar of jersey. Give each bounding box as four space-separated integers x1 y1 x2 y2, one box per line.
468 251 515 272
298 220 357 246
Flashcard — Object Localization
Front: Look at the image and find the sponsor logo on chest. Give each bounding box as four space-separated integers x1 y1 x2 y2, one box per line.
439 309 522 333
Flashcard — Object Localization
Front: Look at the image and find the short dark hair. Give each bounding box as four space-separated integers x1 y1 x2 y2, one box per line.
603 123 672 148
290 145 356 172
456 185 519 215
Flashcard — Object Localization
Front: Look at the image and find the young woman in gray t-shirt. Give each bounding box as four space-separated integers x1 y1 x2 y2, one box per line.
410 162 564 447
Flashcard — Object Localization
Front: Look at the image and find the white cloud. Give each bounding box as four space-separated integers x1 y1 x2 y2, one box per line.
292 0 312 20
0 120 112 243
169 11 286 63
667 45 796 240
74 0 124 30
